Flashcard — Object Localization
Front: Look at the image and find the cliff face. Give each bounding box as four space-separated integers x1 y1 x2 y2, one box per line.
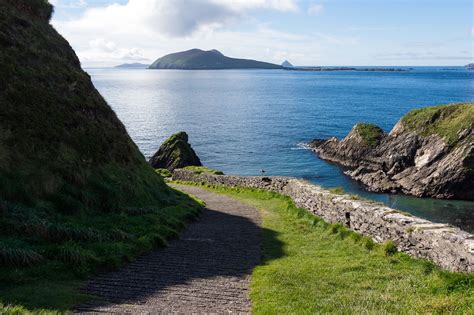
309 103 474 200
149 132 202 171
0 0 173 211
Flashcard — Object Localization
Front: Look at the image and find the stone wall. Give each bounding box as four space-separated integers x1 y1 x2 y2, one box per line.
173 169 474 273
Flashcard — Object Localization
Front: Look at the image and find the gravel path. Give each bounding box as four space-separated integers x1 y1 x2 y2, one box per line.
75 185 261 314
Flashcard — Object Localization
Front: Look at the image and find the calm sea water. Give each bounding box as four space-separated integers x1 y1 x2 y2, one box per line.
87 67 474 232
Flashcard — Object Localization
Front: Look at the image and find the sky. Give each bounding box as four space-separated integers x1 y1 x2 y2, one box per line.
49 0 474 67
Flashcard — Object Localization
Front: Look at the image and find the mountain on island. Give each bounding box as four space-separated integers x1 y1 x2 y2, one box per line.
281 60 293 68
149 49 282 70
115 62 149 68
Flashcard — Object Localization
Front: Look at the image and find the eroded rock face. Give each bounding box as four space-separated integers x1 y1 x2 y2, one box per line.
149 132 202 171
308 109 474 200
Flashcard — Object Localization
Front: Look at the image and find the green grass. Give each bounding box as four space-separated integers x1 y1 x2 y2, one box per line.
155 168 172 179
328 186 345 195
174 182 473 314
401 103 474 145
354 123 385 147
183 166 224 175
0 194 203 312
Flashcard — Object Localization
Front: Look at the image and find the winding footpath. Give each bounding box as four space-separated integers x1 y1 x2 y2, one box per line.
76 185 261 314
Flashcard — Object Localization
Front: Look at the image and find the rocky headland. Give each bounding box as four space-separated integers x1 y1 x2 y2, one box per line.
149 131 202 171
308 103 474 200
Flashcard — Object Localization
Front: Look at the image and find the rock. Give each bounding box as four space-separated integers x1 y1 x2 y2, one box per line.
149 132 202 171
308 103 474 200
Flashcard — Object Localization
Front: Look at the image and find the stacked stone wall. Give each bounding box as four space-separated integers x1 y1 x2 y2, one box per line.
173 169 474 272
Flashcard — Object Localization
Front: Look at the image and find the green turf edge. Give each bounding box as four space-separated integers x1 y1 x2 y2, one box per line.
0 192 205 314
172 181 474 314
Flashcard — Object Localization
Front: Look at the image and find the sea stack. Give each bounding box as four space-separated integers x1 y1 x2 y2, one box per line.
308 103 474 200
149 132 202 171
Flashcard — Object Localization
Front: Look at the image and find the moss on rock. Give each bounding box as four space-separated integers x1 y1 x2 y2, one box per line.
354 123 385 147
149 132 202 171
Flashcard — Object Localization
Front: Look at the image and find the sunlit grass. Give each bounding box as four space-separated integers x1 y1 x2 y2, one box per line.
175 182 473 314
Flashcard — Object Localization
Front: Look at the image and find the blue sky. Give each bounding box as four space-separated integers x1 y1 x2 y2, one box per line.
50 0 473 67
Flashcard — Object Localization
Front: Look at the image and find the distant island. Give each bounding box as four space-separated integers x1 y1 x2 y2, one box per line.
281 60 293 68
285 67 409 72
115 62 150 68
465 63 474 70
149 49 281 70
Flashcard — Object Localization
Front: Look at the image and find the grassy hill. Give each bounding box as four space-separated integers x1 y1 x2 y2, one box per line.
0 0 201 311
401 102 473 145
149 49 282 70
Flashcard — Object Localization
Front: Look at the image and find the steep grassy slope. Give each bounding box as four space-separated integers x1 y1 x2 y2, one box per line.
0 1 202 311
0 0 175 215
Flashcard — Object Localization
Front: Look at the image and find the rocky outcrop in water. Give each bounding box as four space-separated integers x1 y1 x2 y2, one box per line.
308 103 474 200
149 132 202 171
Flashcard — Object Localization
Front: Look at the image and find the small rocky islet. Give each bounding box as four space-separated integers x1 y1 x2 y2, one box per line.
308 103 474 200
149 131 202 171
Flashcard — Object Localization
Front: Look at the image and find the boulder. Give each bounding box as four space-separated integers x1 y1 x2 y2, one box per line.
149 132 202 171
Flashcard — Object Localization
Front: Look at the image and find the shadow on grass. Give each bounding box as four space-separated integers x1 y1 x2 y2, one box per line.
73 205 284 312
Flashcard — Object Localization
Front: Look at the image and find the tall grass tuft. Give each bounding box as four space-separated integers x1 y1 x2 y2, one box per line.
57 243 98 267
0 246 43 267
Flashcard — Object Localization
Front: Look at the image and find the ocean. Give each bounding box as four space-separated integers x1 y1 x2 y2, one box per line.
87 66 474 231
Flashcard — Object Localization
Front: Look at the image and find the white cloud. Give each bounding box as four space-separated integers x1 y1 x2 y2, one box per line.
307 3 323 16
471 27 474 36
89 38 116 52
50 0 87 8
55 0 299 38
51 0 363 67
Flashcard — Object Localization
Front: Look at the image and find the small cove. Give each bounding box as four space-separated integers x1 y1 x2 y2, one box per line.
87 67 474 232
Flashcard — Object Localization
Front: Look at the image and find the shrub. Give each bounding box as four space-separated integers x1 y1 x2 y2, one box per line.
354 123 384 147
155 168 172 178
382 240 397 256
329 187 345 195
363 237 375 251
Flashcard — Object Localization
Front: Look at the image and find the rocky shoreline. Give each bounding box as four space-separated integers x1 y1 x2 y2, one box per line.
308 103 473 200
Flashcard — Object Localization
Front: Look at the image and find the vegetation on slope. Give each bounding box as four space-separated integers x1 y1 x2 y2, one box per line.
401 103 474 144
175 182 473 314
0 196 202 312
183 166 224 175
354 123 385 147
0 1 203 311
